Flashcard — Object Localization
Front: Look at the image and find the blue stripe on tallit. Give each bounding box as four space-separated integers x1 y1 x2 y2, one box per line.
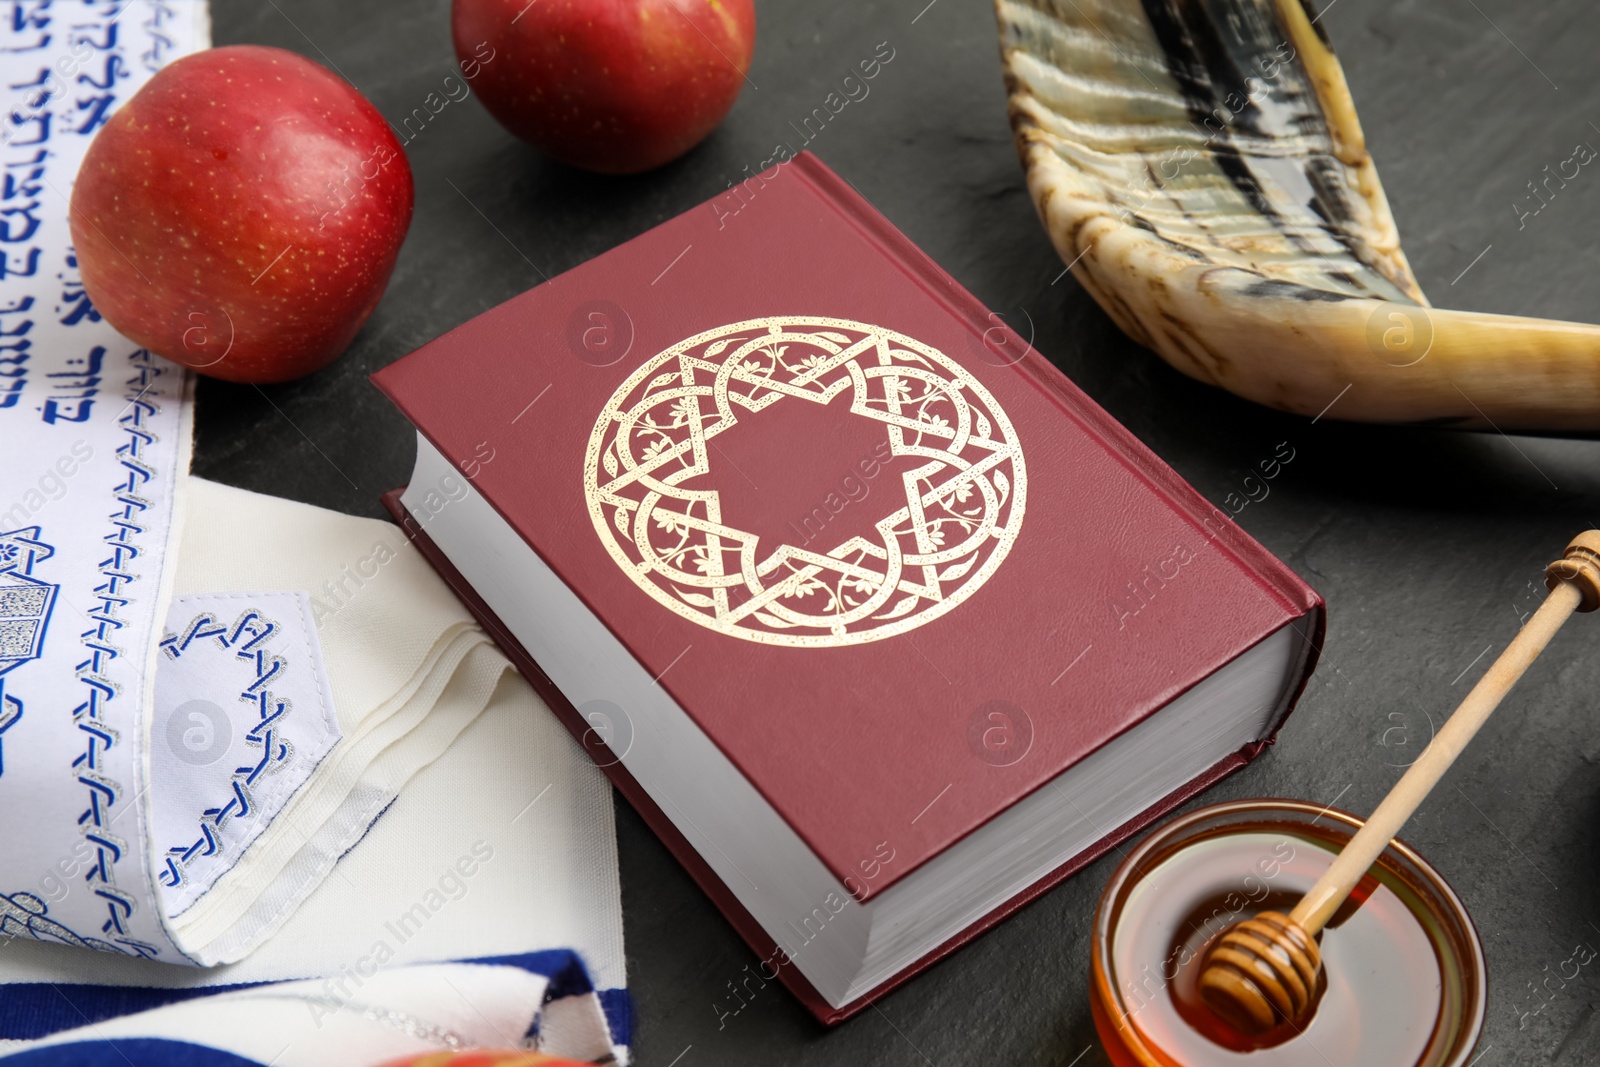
1 1037 264 1066
0 949 631 1049
597 987 634 1050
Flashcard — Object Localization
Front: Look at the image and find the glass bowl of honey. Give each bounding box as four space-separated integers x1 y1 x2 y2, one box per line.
1091 799 1485 1066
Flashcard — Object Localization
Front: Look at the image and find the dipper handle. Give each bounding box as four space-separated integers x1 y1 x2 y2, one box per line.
1198 532 1600 1036
1289 530 1600 935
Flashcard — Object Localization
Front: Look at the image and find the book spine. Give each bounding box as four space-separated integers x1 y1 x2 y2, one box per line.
783 152 1322 620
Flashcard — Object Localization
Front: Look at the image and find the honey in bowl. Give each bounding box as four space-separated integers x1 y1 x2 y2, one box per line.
1091 800 1485 1066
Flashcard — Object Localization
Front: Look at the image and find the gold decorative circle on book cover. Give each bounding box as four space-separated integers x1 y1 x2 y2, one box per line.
583 316 1027 647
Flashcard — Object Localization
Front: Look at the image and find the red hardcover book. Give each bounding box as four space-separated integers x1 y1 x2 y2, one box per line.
372 152 1323 1024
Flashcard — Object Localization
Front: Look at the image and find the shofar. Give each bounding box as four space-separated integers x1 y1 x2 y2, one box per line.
996 0 1600 432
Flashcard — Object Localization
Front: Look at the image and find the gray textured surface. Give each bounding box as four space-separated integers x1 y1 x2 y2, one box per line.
203 1 1600 1063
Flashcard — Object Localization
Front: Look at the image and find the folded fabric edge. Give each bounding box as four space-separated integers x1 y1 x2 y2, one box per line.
133 370 200 964
169 636 503 961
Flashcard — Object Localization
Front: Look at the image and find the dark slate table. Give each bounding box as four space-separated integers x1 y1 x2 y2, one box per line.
205 1 1600 1063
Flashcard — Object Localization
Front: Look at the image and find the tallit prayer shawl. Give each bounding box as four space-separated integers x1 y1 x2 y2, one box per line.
0 0 203 965
0 5 629 1061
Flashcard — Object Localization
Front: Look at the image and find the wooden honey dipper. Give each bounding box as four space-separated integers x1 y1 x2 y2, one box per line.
1198 531 1600 1036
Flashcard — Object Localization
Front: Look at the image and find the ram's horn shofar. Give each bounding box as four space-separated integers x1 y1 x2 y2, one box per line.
996 0 1600 432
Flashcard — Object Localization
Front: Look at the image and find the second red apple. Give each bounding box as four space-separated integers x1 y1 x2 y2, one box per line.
452 0 756 174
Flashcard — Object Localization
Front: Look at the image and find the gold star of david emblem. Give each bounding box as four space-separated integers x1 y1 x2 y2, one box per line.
583 317 1027 647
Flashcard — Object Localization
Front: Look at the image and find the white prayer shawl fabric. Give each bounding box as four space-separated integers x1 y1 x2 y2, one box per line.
156 478 519 963
0 480 632 1062
0 0 207 966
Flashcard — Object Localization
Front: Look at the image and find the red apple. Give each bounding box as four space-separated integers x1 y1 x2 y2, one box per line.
452 0 755 174
70 45 413 384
